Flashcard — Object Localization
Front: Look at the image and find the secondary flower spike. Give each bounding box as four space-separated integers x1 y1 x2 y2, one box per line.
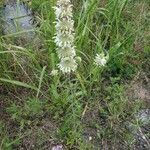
53 0 78 73
94 53 109 67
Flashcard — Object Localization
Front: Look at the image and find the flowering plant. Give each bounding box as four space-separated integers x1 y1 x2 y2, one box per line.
53 0 78 73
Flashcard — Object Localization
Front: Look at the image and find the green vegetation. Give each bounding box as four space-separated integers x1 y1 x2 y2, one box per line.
0 0 149 149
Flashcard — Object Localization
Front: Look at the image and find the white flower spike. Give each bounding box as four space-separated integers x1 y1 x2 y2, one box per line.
53 0 79 74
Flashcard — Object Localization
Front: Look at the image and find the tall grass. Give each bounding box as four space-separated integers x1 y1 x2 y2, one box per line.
0 0 149 149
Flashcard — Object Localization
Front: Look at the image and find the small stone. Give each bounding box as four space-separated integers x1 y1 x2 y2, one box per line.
1 1 36 46
52 145 63 150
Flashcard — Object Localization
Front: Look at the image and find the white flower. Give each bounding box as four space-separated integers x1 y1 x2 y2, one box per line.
58 57 77 73
57 0 72 7
50 69 58 76
54 1 73 19
54 32 74 47
55 19 74 33
57 45 76 58
94 53 109 67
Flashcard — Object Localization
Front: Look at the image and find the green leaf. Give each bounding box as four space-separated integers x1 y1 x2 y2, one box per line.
0 78 38 91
